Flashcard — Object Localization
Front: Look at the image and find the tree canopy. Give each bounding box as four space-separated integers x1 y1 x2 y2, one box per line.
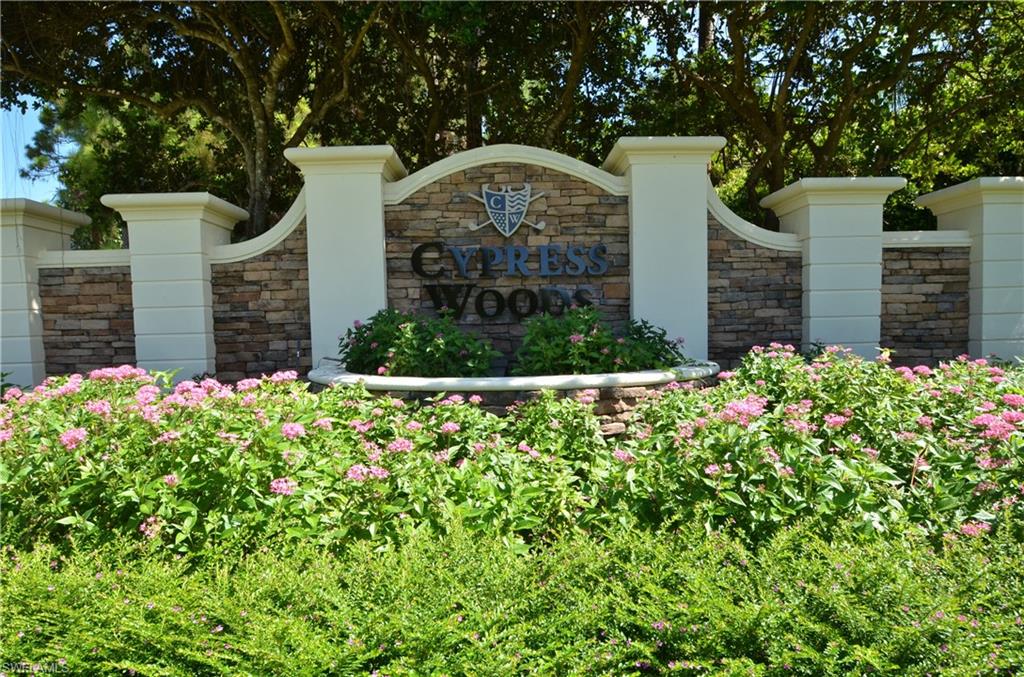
3 1 1022 244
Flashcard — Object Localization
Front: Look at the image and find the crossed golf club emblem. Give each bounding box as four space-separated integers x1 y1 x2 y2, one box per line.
468 183 546 237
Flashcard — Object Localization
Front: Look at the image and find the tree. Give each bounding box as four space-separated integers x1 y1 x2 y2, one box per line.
2 1 378 237
4 2 1021 239
22 99 243 248
640 1 1023 227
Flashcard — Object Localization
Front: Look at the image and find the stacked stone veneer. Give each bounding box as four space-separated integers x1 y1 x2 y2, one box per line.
27 209 975 380
38 266 136 375
707 219 803 367
384 163 629 370
211 222 312 381
880 248 970 364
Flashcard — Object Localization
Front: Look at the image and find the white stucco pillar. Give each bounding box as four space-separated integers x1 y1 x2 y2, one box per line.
761 177 906 357
602 137 726 360
284 146 407 367
1 200 90 386
917 177 1024 359
101 193 247 380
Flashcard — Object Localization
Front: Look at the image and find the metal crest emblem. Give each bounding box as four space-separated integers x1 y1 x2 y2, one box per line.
468 183 545 237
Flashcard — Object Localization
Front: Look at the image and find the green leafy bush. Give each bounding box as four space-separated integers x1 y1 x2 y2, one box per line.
614 345 1024 543
4 522 1023 674
1 348 1021 558
512 306 691 375
338 308 499 377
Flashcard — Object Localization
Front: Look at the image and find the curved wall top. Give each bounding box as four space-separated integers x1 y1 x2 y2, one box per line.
209 188 306 264
706 179 800 252
383 144 628 204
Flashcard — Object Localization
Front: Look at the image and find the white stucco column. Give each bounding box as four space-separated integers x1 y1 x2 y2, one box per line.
101 193 247 380
284 146 407 367
1 200 90 386
917 177 1024 359
602 137 726 360
761 178 906 357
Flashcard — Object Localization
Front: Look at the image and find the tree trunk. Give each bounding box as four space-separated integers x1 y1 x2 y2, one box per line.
245 145 270 239
464 53 483 149
698 3 714 54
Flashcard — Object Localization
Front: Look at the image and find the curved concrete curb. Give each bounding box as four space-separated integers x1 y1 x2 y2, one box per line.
308 360 720 392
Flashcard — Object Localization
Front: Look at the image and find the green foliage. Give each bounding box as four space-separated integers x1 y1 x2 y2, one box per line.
1 349 1021 560
338 308 499 377
512 306 691 376
21 100 248 248
5 3 1021 239
618 346 1024 544
3 522 1023 674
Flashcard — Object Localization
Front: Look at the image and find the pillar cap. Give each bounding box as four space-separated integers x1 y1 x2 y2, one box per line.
916 177 1024 215
760 177 906 217
101 192 248 230
285 145 407 181
0 198 91 233
602 136 726 174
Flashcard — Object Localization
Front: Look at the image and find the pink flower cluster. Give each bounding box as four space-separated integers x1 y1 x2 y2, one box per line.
971 413 1018 441
346 464 390 482
85 399 113 418
281 422 306 440
717 395 768 427
704 462 732 476
269 477 298 495
959 521 991 537
43 374 83 399
59 427 88 450
269 371 298 383
387 438 414 453
750 342 796 358
976 456 1011 470
613 448 637 464
237 378 262 392
440 422 461 434
155 430 182 444
89 365 149 381
138 515 162 539
350 419 374 434
823 413 850 429
518 441 541 459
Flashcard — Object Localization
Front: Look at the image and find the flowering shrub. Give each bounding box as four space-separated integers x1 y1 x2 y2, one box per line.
610 345 1024 543
338 308 498 377
1 347 1021 556
511 306 691 375
0 366 608 554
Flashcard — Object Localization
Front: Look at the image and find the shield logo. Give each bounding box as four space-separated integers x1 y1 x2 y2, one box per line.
469 183 545 237
482 184 531 237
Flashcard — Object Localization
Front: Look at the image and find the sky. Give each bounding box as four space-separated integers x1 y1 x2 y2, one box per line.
1 102 63 202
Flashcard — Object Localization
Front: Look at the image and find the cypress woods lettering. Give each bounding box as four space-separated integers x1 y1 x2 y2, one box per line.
411 241 608 320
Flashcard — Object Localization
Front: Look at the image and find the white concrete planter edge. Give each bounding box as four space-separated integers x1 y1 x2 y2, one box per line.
308 359 720 392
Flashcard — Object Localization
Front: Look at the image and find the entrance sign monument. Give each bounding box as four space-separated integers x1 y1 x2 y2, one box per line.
1 137 1021 386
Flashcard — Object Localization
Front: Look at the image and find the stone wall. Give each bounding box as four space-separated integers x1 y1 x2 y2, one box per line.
384 163 629 371
211 223 312 382
38 266 136 375
880 248 969 365
707 218 803 367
